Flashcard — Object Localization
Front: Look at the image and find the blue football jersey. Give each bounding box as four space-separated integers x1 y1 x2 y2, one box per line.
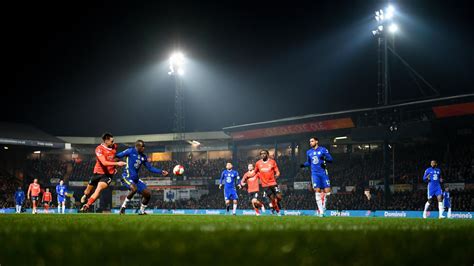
220 169 240 191
423 167 442 188
116 147 162 180
304 146 333 173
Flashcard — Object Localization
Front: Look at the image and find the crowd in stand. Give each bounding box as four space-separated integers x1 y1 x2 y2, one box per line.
1 141 472 211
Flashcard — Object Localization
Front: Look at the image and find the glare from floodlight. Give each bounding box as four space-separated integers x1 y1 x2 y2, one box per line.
378 25 384 31
168 51 185 76
170 52 184 66
372 30 378 36
388 23 398 33
387 5 395 14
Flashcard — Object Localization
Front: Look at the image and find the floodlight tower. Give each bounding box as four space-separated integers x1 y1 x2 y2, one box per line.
168 52 186 150
372 5 398 106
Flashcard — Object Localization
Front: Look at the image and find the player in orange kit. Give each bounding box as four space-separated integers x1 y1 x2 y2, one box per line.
27 178 41 214
240 163 265 216
254 150 282 215
80 133 126 212
42 188 52 213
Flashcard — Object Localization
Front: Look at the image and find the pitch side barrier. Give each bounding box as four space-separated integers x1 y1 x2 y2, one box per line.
109 209 473 219
0 208 78 214
1 208 471 219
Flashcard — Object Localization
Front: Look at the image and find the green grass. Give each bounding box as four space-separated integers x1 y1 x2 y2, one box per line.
0 214 473 266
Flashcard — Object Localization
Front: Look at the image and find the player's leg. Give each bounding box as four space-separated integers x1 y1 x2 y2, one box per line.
58 200 61 213
120 181 138 214
447 207 451 218
436 193 444 218
82 181 108 212
139 188 151 215
423 187 433 218
312 174 324 215
44 202 49 213
225 199 231 213
62 201 66 214
81 185 95 204
314 175 325 216
322 187 331 213
32 198 37 214
251 198 260 215
231 191 239 215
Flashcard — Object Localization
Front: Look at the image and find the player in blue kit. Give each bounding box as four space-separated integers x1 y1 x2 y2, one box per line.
56 180 67 214
116 140 169 215
14 187 25 213
422 160 445 219
219 162 240 215
301 137 333 217
443 186 452 218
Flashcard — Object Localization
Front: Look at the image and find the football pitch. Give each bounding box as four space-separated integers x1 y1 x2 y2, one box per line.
1 214 473 266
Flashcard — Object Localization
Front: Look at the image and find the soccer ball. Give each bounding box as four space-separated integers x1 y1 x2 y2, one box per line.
173 165 185 176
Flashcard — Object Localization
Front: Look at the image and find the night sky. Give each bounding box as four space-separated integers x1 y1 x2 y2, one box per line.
4 0 473 136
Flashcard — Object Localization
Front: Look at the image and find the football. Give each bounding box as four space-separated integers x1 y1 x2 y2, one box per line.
173 164 185 176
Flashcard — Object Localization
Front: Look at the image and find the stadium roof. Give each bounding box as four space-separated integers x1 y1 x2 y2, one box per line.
0 122 67 149
58 131 231 145
224 93 474 132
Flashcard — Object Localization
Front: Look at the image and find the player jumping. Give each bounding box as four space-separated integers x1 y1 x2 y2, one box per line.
27 179 41 214
422 160 445 219
117 140 169 215
300 137 333 217
56 180 67 214
219 162 240 215
240 163 265 216
80 133 126 212
254 150 282 215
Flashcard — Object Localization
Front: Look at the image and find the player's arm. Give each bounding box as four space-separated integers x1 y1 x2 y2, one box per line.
422 169 430 182
301 152 311 168
27 184 31 199
236 173 242 189
219 171 225 189
322 148 333 163
115 148 132 159
144 161 168 176
240 173 248 187
96 148 126 166
274 162 281 178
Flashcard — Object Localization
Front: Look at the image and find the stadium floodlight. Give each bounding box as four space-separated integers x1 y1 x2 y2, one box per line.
33 151 41 154
168 51 185 76
372 30 378 36
378 25 384 31
386 5 395 19
388 23 398 33
333 136 348 143
191 140 201 145
3 146 8 150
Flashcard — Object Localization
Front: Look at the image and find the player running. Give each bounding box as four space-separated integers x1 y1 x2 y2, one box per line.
254 150 282 215
27 179 41 214
240 163 265 216
56 180 67 214
80 133 126 212
117 140 169 215
42 188 52 213
219 162 240 215
300 137 333 217
14 187 25 213
443 186 452 219
422 160 445 219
